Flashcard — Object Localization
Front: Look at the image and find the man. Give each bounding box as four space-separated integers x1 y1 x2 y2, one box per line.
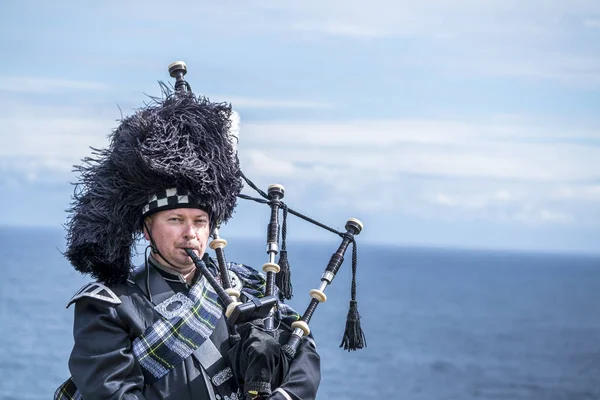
54 64 320 399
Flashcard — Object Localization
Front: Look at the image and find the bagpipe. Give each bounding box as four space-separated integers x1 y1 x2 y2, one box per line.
169 61 366 399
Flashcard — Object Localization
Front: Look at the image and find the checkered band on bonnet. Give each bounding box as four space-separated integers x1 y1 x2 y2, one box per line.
142 188 210 218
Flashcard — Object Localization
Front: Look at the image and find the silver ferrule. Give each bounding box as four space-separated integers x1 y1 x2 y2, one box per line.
320 271 335 284
266 242 279 255
292 327 305 337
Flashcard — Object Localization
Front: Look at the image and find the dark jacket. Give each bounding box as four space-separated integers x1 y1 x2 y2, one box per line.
65 258 321 400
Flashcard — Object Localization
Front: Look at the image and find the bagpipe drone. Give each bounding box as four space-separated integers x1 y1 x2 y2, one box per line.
169 61 367 400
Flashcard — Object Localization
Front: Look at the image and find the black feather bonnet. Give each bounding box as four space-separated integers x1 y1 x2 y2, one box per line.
64 84 242 285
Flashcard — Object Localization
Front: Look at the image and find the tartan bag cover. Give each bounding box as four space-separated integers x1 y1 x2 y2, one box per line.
227 262 300 324
54 261 300 399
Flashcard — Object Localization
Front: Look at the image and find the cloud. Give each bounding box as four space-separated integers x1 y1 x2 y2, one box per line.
0 76 110 93
274 1 600 85
243 150 299 177
0 110 112 159
0 97 115 184
428 189 575 225
433 193 458 207
2 96 598 229
234 115 600 226
554 184 600 201
4 1 599 90
584 19 600 28
238 118 600 183
277 0 600 38
213 96 334 110
514 207 574 225
0 1 598 252
290 21 388 38
0 93 328 194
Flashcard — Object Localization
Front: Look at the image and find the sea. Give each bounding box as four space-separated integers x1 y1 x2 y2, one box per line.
0 225 599 400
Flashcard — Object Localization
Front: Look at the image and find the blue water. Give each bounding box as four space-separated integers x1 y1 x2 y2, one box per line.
1 226 599 399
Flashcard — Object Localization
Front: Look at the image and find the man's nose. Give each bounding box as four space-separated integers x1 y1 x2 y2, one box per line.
182 223 197 240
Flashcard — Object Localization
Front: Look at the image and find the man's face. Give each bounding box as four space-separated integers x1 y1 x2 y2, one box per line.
144 208 211 271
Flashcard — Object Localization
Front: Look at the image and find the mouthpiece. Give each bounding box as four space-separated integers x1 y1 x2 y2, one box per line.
184 248 200 261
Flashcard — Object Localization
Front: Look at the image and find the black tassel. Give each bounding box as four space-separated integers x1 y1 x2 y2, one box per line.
340 300 366 351
340 240 366 351
276 206 293 300
277 250 293 300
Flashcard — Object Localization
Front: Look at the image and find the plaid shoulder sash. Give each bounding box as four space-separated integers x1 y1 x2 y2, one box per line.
132 274 223 383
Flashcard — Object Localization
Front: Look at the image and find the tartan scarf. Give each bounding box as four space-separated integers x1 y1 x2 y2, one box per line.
133 272 223 384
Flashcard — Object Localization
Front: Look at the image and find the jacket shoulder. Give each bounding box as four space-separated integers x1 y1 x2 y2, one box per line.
66 282 123 308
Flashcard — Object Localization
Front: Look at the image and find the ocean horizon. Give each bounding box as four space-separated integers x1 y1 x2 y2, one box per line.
1 225 599 399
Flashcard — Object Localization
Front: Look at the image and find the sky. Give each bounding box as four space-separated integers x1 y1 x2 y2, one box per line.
0 1 599 254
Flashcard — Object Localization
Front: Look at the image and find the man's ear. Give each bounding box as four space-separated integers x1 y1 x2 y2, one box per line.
143 216 152 241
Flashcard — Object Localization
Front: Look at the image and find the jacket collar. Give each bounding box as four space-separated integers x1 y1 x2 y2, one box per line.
132 259 176 307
